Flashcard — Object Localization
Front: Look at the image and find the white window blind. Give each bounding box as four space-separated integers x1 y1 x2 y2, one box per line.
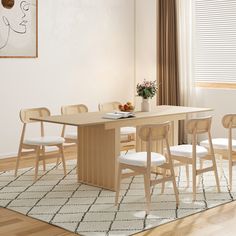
194 0 236 84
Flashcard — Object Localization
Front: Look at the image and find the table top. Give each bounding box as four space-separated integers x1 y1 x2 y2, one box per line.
31 105 213 127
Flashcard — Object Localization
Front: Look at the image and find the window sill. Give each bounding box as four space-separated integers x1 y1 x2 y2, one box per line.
195 82 236 89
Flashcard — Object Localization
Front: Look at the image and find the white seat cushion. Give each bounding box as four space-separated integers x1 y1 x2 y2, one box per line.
200 138 236 151
65 132 77 140
170 144 208 158
119 152 166 167
24 136 65 146
120 127 136 135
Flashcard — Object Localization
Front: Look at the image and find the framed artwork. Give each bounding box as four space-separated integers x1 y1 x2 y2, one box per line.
0 0 38 58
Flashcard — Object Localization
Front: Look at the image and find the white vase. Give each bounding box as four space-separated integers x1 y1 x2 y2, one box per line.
141 98 150 112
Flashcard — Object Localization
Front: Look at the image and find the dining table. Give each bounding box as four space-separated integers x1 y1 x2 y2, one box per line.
31 105 212 191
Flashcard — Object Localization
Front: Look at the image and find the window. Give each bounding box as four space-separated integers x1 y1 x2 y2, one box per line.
194 0 236 88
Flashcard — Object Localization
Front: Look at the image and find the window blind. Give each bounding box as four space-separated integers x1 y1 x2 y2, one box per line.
194 0 236 84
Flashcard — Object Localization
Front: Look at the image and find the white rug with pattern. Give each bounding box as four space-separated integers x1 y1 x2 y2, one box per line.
0 159 234 236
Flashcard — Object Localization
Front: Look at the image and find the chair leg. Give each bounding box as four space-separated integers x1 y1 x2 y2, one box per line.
144 173 151 214
172 177 179 207
34 147 40 182
169 163 179 206
185 164 190 188
59 145 67 176
211 154 221 193
229 160 232 191
42 160 46 171
15 151 22 177
42 147 46 171
115 165 122 206
56 156 60 169
217 154 223 180
161 169 166 194
174 166 179 177
192 164 197 201
198 160 203 187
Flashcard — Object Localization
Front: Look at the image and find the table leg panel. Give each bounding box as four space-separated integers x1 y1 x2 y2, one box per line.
78 125 119 191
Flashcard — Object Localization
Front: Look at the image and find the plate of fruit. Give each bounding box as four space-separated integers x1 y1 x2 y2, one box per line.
118 102 135 112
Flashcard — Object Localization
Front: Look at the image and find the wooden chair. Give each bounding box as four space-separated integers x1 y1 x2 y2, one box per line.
98 101 136 151
200 114 236 190
15 107 66 181
115 122 179 213
169 116 220 200
61 104 88 144
98 101 121 112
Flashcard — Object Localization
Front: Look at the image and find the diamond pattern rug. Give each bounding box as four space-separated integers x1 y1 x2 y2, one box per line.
0 159 235 236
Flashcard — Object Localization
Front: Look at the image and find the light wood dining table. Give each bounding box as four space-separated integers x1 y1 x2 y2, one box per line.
31 105 212 191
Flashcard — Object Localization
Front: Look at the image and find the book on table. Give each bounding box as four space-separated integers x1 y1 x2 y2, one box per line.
103 111 135 119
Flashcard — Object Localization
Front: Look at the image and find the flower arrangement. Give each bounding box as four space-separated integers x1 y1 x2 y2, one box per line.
136 79 158 99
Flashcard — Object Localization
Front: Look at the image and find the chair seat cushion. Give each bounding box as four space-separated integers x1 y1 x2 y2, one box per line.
170 144 208 158
65 132 77 140
119 152 166 167
200 138 236 150
120 127 136 135
24 136 65 146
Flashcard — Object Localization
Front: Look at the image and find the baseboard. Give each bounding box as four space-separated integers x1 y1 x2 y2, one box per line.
0 145 76 161
0 152 17 160
0 146 58 160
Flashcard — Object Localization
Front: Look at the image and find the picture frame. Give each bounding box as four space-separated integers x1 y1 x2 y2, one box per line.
0 0 38 58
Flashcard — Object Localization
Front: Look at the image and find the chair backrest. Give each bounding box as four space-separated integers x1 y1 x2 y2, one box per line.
61 104 88 138
222 114 236 129
222 114 236 152
186 116 212 135
20 107 50 124
138 122 171 168
98 101 121 112
138 122 170 142
61 104 88 115
187 116 215 158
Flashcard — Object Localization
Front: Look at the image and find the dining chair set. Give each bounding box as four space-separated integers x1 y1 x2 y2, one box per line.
14 102 135 181
14 102 236 213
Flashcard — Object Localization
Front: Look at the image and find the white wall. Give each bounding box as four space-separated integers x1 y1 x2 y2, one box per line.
0 0 135 158
195 88 236 138
134 0 157 110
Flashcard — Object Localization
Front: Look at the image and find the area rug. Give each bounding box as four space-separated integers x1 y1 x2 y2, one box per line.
0 159 234 236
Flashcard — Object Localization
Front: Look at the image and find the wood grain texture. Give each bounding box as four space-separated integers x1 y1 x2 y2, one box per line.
31 106 212 127
0 208 77 236
30 105 212 191
78 124 120 190
136 201 236 236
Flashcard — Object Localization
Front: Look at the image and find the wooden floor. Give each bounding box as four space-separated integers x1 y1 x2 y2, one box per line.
137 201 236 236
1 149 236 236
0 207 76 236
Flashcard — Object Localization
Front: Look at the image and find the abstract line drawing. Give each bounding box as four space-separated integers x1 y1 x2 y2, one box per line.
0 0 37 58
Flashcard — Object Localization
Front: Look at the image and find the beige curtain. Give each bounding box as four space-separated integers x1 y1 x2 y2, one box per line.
157 0 180 106
176 0 195 144
176 0 195 108
157 0 185 143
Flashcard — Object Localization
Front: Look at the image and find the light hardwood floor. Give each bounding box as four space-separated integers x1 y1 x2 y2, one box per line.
1 148 236 236
0 207 76 236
